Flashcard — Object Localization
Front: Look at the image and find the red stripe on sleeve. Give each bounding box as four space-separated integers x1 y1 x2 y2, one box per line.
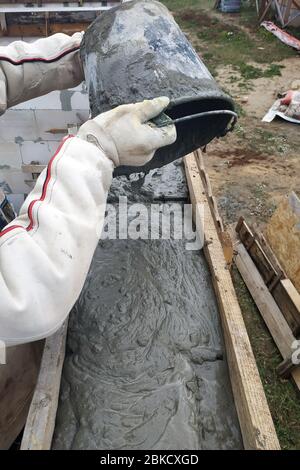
0 135 74 238
0 45 80 66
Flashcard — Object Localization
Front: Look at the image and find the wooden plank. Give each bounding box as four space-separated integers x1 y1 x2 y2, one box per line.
282 278 300 313
194 150 234 264
195 150 224 233
265 192 300 293
220 230 234 265
0 22 90 37
236 217 281 286
274 0 286 25
252 224 286 279
235 241 296 357
292 0 300 10
259 0 273 21
283 0 294 23
184 152 280 450
0 341 43 449
21 321 68 450
272 279 300 337
234 240 300 392
237 219 300 336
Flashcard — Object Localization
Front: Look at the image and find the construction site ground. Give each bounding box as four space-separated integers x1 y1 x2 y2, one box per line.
161 0 300 449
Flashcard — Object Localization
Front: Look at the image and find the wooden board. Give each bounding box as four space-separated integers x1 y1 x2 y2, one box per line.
195 150 233 264
236 217 282 286
265 192 300 293
20 321 68 450
236 217 300 336
196 150 224 233
184 152 280 450
252 223 286 278
0 22 90 37
0 341 43 449
282 278 300 314
272 279 300 337
234 240 300 392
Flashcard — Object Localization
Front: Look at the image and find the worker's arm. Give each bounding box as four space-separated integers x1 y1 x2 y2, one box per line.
0 32 84 114
0 98 176 346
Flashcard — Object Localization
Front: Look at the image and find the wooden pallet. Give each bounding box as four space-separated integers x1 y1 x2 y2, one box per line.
236 217 300 337
234 220 300 389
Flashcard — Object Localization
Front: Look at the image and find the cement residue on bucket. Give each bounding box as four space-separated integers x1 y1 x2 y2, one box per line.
80 0 235 176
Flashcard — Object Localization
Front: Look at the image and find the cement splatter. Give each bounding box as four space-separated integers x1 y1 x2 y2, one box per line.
14 136 24 145
60 90 75 112
52 161 242 450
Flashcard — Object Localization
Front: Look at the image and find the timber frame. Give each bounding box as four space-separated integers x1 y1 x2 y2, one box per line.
20 150 280 450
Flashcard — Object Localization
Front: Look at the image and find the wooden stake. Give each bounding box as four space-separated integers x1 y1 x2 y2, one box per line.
21 321 68 450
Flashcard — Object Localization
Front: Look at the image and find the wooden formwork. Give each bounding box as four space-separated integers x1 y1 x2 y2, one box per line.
184 151 280 450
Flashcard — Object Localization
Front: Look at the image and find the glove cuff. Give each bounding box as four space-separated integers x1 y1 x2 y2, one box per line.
77 120 119 167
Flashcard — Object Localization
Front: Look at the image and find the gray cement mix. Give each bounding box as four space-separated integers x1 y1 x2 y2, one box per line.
52 161 242 450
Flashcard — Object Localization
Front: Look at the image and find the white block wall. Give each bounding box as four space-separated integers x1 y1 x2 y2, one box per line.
0 37 90 212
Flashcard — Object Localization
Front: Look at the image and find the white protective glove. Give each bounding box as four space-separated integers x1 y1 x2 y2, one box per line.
77 96 177 167
0 32 84 114
0 98 176 346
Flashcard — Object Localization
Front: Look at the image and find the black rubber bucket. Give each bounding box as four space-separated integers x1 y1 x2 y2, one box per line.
81 0 235 175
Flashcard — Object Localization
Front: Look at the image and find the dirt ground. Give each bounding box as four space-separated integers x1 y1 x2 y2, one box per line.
207 57 300 225
173 3 300 225
162 0 300 450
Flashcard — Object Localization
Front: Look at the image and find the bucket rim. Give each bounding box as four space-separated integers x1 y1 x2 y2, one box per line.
168 93 235 112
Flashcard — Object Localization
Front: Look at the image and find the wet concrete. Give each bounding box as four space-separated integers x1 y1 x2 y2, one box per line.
52 162 242 450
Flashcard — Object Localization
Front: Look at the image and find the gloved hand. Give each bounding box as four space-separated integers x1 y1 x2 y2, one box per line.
77 97 177 167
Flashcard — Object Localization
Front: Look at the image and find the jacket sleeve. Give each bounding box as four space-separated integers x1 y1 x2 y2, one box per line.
0 32 83 114
0 135 113 346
